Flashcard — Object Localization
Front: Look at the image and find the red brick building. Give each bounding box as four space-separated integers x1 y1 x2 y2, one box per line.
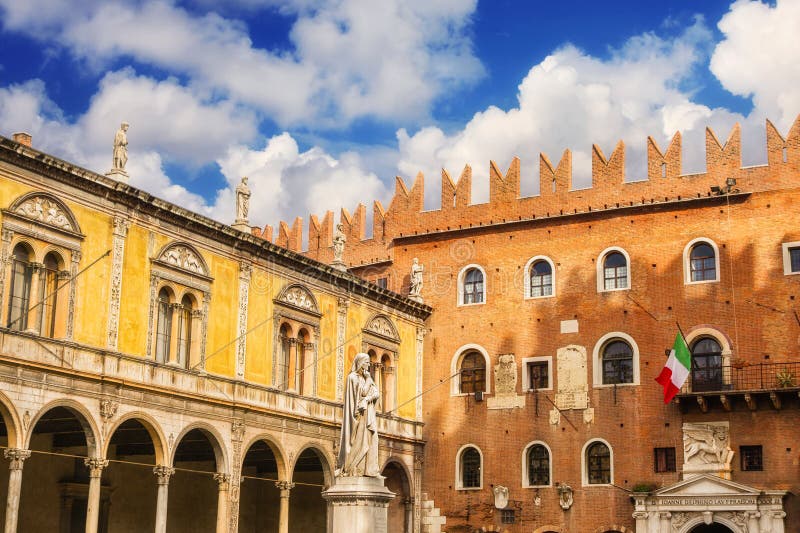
264 118 800 533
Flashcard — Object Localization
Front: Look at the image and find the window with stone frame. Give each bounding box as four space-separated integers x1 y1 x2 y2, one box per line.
790 247 800 273
459 351 486 394
460 446 481 489
527 361 549 390
529 260 553 297
527 444 550 486
601 339 634 384
654 447 676 473
148 242 211 370
462 267 484 304
272 284 321 395
689 242 717 281
501 509 515 524
2 193 83 340
740 445 763 471
362 314 400 412
586 441 611 484
602 251 628 290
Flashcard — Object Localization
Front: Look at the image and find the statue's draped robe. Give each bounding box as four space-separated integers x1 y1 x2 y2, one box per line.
338 364 380 477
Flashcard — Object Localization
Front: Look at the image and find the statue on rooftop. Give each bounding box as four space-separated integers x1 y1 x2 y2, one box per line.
112 122 129 172
409 257 424 298
235 176 251 223
332 223 346 264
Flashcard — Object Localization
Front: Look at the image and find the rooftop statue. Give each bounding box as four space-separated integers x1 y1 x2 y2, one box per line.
112 122 129 172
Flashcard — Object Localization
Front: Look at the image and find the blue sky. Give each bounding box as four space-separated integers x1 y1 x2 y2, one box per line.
0 0 797 234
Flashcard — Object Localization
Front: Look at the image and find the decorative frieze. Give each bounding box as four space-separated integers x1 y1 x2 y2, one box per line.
107 216 130 350
336 297 349 401
235 262 251 379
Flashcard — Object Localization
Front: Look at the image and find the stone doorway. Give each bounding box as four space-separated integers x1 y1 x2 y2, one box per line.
690 525 733 533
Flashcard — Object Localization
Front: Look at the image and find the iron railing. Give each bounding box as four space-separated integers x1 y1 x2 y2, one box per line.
683 361 800 393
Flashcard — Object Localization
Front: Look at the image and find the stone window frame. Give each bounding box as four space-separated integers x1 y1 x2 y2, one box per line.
521 440 552 488
147 242 212 371
781 241 800 275
457 264 487 307
450 343 492 397
683 237 721 285
361 313 400 414
455 443 483 490
591 332 640 387
272 283 321 396
1 192 84 340
521 356 552 391
523 255 556 300
683 326 733 391
581 438 614 486
595 246 631 293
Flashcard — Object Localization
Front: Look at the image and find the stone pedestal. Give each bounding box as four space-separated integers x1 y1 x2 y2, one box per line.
322 476 395 533
331 259 348 272
231 220 250 232
105 169 129 184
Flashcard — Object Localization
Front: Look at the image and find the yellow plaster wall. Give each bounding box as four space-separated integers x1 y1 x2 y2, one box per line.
315 293 339 400
243 267 276 385
394 319 417 419
204 256 238 377
117 225 151 355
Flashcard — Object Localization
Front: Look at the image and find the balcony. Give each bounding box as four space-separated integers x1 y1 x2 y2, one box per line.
676 361 800 412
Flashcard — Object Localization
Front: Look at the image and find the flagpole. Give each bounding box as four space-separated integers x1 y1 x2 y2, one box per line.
675 321 688 343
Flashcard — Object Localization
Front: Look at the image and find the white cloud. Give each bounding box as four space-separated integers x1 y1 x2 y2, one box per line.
0 0 483 127
710 0 800 132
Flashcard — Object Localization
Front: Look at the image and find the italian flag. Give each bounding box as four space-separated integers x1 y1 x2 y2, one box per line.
655 333 691 403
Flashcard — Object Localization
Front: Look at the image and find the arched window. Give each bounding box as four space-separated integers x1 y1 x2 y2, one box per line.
463 268 485 304
586 441 611 485
601 340 634 384
7 244 33 331
690 242 716 282
529 260 553 297
155 288 173 363
691 337 722 392
278 323 292 391
602 251 628 290
39 252 62 338
176 294 194 369
526 444 550 486
459 446 482 489
459 351 486 394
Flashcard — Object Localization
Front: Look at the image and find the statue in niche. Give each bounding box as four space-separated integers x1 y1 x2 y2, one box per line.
332 223 346 263
112 122 129 172
235 176 251 222
336 353 380 477
409 257 424 297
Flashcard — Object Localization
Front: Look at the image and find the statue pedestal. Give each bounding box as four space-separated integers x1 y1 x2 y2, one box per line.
322 476 394 533
105 169 129 184
231 220 251 232
331 259 347 272
408 295 423 303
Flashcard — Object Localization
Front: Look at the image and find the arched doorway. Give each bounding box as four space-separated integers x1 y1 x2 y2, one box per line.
239 439 282 531
290 448 328 532
168 428 223 532
105 417 164 531
19 405 99 532
690 525 733 533
382 461 411 533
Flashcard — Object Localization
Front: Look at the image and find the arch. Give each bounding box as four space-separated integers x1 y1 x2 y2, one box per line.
241 433 290 481
275 283 320 314
26 398 101 456
457 264 487 306
381 458 413 533
450 343 491 396
521 440 552 487
524 255 556 299
363 313 400 342
168 421 229 472
592 331 640 386
533 527 563 533
582 438 613 486
289 443 335 488
455 443 483 490
0 389 22 448
381 456 414 494
683 237 721 284
154 241 210 277
591 527 635 533
103 411 168 464
685 326 733 390
596 246 631 292
9 191 82 234
678 516 739 533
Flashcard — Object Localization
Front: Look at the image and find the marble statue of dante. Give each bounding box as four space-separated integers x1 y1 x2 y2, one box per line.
235 176 251 221
409 257 423 296
337 352 380 477
112 122 129 171
332 223 346 262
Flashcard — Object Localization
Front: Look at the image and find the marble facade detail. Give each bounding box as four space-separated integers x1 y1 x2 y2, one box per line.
555 345 588 410
486 354 524 409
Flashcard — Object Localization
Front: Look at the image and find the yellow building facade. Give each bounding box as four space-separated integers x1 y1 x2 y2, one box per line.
0 133 430 533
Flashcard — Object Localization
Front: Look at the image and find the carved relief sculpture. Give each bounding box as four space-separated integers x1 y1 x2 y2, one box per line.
160 245 207 275
493 486 509 509
555 345 589 410
14 196 75 231
682 422 734 477
487 354 525 409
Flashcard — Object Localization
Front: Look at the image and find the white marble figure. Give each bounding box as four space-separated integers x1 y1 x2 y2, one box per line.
333 223 346 263
409 258 423 296
112 122 129 172
337 353 380 477
235 176 251 222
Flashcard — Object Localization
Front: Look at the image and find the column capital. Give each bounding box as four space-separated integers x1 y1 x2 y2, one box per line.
84 457 109 478
275 480 295 492
153 465 175 485
213 472 230 489
4 448 32 470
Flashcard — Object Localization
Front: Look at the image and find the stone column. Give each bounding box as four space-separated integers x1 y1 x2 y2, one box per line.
658 512 671 533
213 473 229 533
4 448 31 533
26 262 43 331
84 458 108 533
632 511 648 533
275 481 294 533
403 498 413 533
153 466 174 533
